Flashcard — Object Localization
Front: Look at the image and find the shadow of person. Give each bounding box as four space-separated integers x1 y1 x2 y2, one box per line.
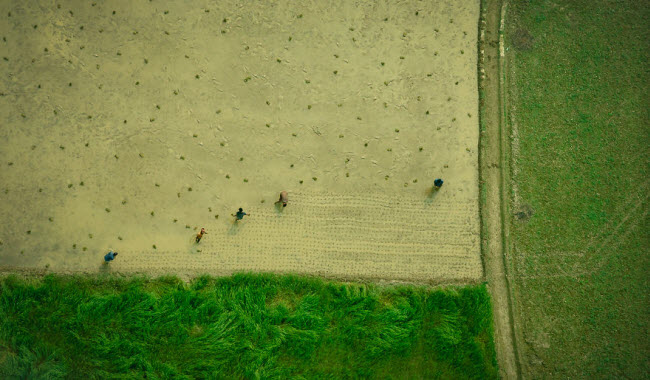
424 187 440 205
188 236 202 254
228 219 243 235
274 201 285 214
99 261 111 273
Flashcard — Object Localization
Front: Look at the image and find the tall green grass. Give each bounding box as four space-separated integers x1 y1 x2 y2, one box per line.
0 273 497 379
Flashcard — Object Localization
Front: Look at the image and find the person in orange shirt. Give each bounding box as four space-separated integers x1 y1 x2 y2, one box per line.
195 228 207 243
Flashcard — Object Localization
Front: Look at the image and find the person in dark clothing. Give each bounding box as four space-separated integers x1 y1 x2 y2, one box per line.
433 178 444 190
232 207 248 221
104 251 118 262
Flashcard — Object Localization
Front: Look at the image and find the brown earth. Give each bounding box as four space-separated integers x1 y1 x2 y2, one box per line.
478 0 521 379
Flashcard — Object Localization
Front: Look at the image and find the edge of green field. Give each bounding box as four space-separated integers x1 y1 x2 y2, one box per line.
0 273 498 379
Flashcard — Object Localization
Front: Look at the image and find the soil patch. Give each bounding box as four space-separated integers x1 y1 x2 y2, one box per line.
512 28 534 51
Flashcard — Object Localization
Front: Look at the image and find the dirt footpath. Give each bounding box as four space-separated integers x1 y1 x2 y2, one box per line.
479 1 521 379
0 0 481 284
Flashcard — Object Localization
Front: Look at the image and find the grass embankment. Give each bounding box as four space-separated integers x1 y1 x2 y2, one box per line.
0 273 497 378
506 1 649 377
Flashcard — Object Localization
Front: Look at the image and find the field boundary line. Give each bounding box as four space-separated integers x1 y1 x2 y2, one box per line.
500 2 528 378
0 265 484 288
478 0 521 379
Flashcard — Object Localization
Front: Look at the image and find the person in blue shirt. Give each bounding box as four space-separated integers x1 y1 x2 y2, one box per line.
232 207 248 221
433 178 444 190
104 251 118 262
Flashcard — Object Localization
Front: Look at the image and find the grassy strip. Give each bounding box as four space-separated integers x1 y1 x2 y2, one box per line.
506 0 649 377
0 273 497 378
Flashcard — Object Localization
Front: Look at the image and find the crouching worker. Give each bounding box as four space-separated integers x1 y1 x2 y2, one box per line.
275 191 289 208
104 250 118 263
196 227 207 243
232 208 249 222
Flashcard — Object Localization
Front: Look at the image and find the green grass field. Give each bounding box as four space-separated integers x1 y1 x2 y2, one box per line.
506 0 649 377
0 273 497 378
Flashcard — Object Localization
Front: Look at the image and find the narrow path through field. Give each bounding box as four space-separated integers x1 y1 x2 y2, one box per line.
479 1 521 379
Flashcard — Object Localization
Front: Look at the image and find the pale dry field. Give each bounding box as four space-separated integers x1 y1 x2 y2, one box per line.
0 0 481 283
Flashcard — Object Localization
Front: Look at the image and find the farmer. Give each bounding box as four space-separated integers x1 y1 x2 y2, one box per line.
433 178 444 190
104 251 118 262
275 191 289 207
232 207 249 221
195 227 207 243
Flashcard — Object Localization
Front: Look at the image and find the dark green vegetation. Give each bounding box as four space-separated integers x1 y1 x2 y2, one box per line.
506 0 649 377
0 273 497 378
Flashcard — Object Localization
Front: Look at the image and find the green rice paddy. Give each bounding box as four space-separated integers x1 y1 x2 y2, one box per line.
0 273 498 378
